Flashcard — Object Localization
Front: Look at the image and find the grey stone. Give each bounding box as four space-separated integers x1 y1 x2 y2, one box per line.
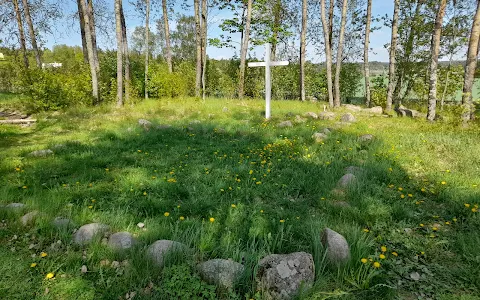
322 128 332 135
318 112 336 120
395 105 425 118
303 112 318 119
343 104 362 112
138 119 152 130
189 120 201 125
256 252 314 300
321 228 350 264
156 124 172 129
222 107 229 112
73 223 110 245
312 132 328 143
278 121 293 128
29 149 53 157
294 115 307 124
410 272 420 281
53 217 75 229
337 173 358 189
344 166 364 175
20 211 39 226
340 113 356 123
147 240 187 267
369 106 383 114
197 259 244 289
5 203 25 209
108 232 136 250
358 134 374 142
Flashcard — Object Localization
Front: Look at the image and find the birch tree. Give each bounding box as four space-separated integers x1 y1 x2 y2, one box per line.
121 4 130 103
426 0 447 121
115 0 123 107
79 0 99 104
364 0 372 107
194 0 202 97
299 0 307 101
334 0 348 107
12 0 29 69
201 0 207 100
238 0 252 99
386 0 400 112
76 0 88 63
162 0 173 73
145 0 150 100
320 0 334 107
21 0 41 68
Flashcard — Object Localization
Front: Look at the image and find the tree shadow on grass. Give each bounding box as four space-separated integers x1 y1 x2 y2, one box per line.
0 116 479 299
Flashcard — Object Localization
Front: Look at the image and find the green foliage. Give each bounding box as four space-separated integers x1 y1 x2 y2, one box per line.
339 63 362 102
371 75 388 107
159 264 217 299
147 62 195 98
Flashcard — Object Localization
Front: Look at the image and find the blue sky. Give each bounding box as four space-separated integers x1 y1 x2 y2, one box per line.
43 0 394 62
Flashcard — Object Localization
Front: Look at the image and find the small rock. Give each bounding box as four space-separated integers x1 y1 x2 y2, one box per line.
52 217 75 230
256 252 314 300
108 232 136 250
138 119 152 130
29 149 54 157
222 107 229 112
312 132 328 143
404 228 412 234
331 188 346 199
197 259 245 289
322 128 332 135
343 104 362 112
318 112 336 120
410 272 420 281
147 240 188 267
5 203 25 209
337 173 358 189
156 124 172 130
20 211 39 226
278 121 293 128
358 134 374 142
369 106 383 114
340 113 356 123
321 228 350 264
294 115 307 123
73 223 110 245
303 112 318 119
81 265 88 274
137 222 145 228
344 166 364 175
189 120 201 125
111 261 120 268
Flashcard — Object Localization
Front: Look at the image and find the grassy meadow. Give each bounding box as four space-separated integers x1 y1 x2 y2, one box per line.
1 95 480 299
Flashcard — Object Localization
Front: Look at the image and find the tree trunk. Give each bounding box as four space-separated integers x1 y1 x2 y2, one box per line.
299 0 307 101
201 0 207 100
115 0 123 107
194 0 202 98
386 0 400 112
162 0 173 73
12 0 29 69
270 0 281 60
328 0 334 52
238 0 252 99
333 0 348 107
426 0 447 121
462 0 480 122
320 0 334 107
121 4 130 103
21 0 41 68
77 0 88 63
364 0 372 107
87 0 99 72
80 0 99 104
145 0 150 100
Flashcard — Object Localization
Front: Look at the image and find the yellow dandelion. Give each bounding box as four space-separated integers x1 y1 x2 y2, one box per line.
421 251 425 255
167 178 177 183
408 194 413 197
453 218 457 222
209 217 215 223
279 219 285 223
30 263 37 268
249 170 253 175
164 212 170 217
40 252 48 258
381 246 387 252
231 204 236 208
105 168 109 172
45 272 54 279
15 167 21 171
398 187 403 191
473 208 478 213
388 168 393 172
445 221 450 225
260 210 264 213
179 216 185 221
22 186 27 189
465 203 470 208
256 181 262 185
363 228 370 233
392 252 398 257
88 205 93 209
400 194 405 199
361 258 368 264
373 262 381 268
421 188 426 192
379 254 386 259
441 181 446 185
420 223 424 227
432 227 438 231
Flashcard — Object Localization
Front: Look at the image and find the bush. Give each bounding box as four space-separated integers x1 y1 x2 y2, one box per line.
147 62 195 98
370 75 387 107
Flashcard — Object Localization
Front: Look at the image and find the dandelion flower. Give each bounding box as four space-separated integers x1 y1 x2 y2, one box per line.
392 252 398 257
400 194 405 199
179 216 185 221
45 273 55 279
465 203 470 208
88 205 93 209
363 228 370 233
361 258 368 264
373 262 381 268
432 227 438 231
379 254 386 259
249 170 253 175
441 181 446 185
256 181 262 185
231 204 236 208
452 218 457 222
260 210 264 213
398 187 403 191
420 224 424 227
445 221 450 225
473 208 478 213
22 186 27 189
279 219 285 223
164 212 170 217
41 252 48 258
209 217 215 223
30 263 37 268
381 246 387 252
408 194 413 197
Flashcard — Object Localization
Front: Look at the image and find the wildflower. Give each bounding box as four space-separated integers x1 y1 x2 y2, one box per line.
256 181 262 185
453 218 457 222
388 168 393 172
22 186 27 189
379 254 386 259
167 178 177 183
260 210 264 213
279 219 285 223
363 228 370 233
421 251 425 255
373 262 381 268
445 221 450 225
231 204 236 208
40 252 48 258
137 150 142 152
392 252 398 257
249 170 253 175
400 194 405 199
179 216 185 221
209 217 215 223
361 258 368 264
105 168 109 172
473 208 478 213
408 194 413 197
88 205 93 209
381 246 387 252
398 187 403 191
441 181 446 185
432 227 438 231
91 199 96 203
15 167 21 171
420 224 424 227
220 189 224 192
465 203 470 208
421 188 426 192
30 263 37 268
45 273 55 279
388 184 394 188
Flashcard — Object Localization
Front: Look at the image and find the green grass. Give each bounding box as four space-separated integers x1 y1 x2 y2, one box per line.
1 97 480 299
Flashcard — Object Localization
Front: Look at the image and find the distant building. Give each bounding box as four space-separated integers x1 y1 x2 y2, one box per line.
0 53 5 60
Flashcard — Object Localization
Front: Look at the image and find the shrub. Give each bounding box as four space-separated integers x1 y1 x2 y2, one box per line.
147 62 195 98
